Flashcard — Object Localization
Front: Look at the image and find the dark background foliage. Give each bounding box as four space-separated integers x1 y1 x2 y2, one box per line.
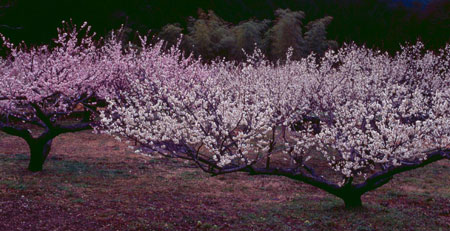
0 0 448 59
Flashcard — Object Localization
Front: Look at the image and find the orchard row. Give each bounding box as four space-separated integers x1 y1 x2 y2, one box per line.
1 23 448 208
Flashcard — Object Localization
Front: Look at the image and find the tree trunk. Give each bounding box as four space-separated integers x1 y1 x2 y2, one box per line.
342 195 363 209
27 139 53 172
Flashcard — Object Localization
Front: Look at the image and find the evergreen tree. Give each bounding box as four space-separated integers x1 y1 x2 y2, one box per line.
263 9 306 60
304 16 338 56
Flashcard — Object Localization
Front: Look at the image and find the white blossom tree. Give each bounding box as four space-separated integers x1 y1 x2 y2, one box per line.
100 42 449 208
290 44 450 207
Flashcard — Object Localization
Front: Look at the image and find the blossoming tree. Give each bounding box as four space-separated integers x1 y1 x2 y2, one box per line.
0 22 122 172
101 43 449 208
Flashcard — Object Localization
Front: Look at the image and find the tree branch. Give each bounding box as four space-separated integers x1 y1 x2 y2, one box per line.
241 166 342 197
0 122 33 141
356 149 450 194
2 114 46 128
30 103 53 129
0 96 27 101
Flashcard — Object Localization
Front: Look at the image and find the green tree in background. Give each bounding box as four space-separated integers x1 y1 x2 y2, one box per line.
263 9 306 60
185 9 234 60
159 8 337 62
304 16 338 57
231 19 270 61
158 23 184 49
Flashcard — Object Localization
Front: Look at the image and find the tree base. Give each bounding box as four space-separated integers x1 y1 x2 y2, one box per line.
27 139 53 172
28 162 43 172
343 197 363 209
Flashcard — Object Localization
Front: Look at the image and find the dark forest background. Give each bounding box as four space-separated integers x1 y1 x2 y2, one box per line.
0 0 448 60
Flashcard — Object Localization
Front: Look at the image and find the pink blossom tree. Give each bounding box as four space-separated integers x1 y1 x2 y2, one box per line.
0 21 121 172
100 43 449 208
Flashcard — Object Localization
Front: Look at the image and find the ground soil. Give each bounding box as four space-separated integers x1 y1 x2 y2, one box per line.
0 129 449 230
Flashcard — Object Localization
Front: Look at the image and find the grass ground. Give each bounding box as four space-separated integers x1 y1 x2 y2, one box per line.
0 129 449 230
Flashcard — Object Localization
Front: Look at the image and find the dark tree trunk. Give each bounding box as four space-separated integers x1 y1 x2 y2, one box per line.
27 139 53 172
205 149 449 211
342 195 363 209
2 103 93 172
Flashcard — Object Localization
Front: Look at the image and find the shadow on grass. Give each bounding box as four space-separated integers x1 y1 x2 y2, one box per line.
235 193 448 231
0 152 449 231
0 153 133 179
